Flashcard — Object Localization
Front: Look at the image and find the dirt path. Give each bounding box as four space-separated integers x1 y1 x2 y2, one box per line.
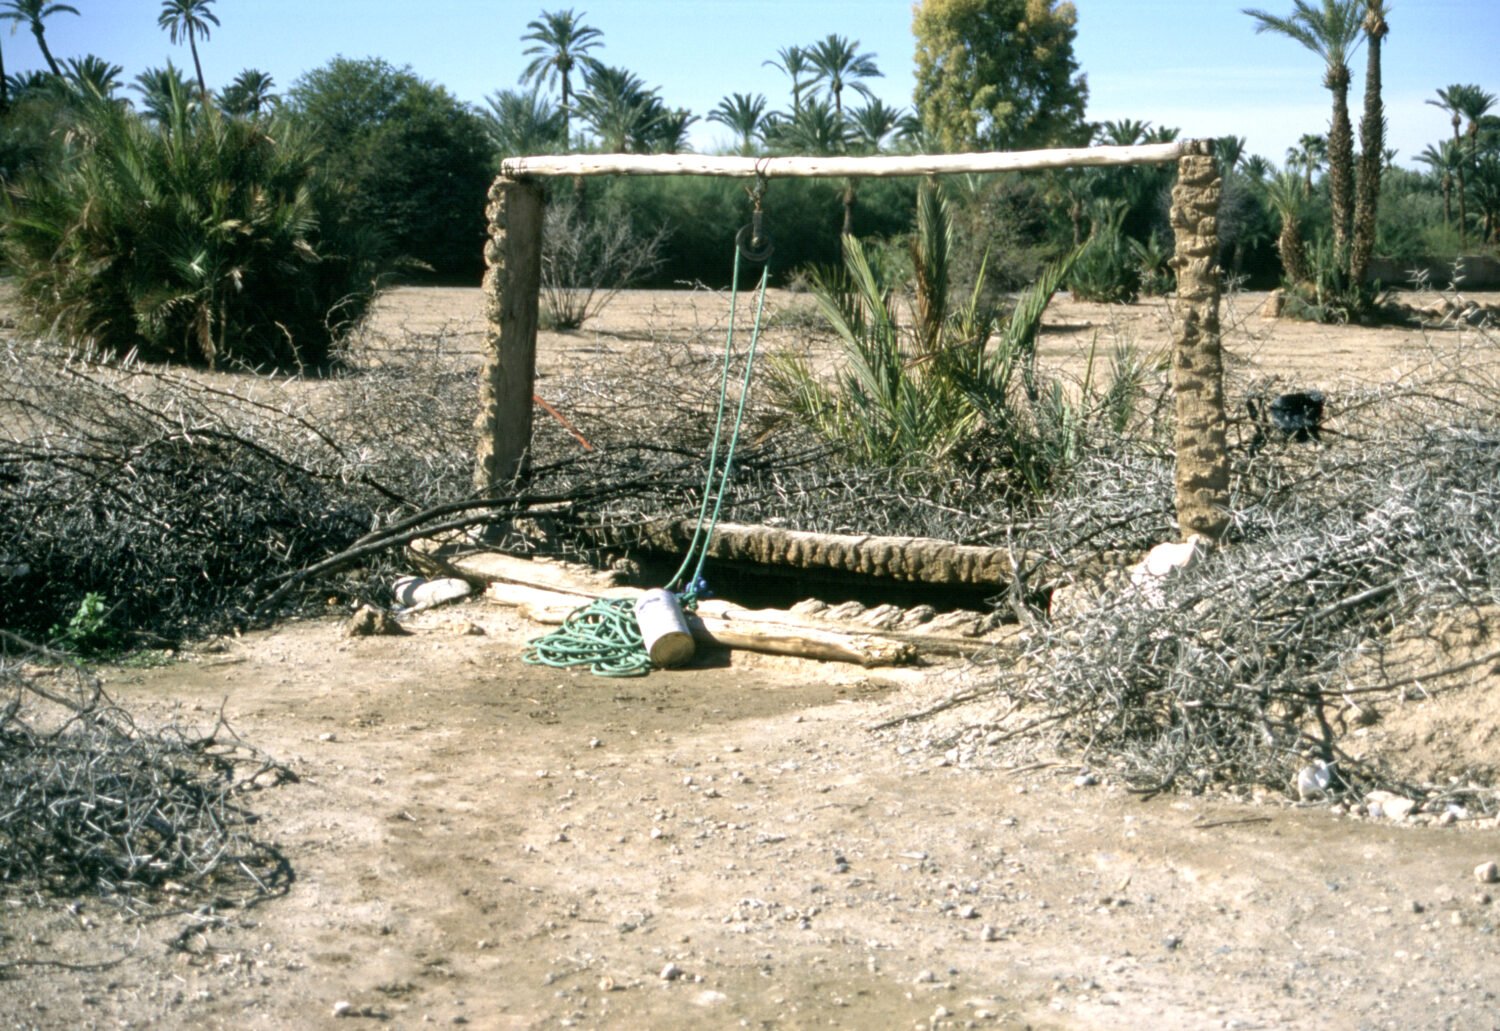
5 599 1497 1031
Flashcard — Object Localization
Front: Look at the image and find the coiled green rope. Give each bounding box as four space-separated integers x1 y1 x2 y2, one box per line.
522 249 771 677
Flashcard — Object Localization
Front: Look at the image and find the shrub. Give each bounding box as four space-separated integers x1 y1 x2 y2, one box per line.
1067 205 1140 304
539 191 665 329
1 87 384 368
769 182 1105 496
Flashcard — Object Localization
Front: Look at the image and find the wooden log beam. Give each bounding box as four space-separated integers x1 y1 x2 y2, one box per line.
488 581 915 667
610 520 1040 588
500 142 1188 181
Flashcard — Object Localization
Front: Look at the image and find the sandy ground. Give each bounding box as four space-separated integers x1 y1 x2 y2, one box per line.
5 285 1500 1031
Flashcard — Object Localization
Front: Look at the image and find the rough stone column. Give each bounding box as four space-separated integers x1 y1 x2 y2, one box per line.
474 175 544 494
1168 141 1230 541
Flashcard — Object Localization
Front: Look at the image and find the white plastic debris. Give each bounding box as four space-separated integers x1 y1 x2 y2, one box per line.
392 575 473 612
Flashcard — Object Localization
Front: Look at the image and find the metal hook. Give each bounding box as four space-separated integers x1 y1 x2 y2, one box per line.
737 172 773 263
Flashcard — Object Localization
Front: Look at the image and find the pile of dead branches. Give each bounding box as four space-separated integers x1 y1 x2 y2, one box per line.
0 635 292 912
941 320 1500 807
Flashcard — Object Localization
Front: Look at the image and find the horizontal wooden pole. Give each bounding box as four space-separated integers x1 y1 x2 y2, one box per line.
499 142 1192 181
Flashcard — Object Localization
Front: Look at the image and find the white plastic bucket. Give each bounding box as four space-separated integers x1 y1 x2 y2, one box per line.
633 589 695 667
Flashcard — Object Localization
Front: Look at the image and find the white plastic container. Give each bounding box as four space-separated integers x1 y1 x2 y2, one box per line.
633 588 695 667
392 575 473 611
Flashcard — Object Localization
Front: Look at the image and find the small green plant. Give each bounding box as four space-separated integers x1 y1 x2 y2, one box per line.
1129 234 1175 296
49 592 123 656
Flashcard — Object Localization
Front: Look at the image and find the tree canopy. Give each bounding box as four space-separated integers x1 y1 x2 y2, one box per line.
912 0 1088 153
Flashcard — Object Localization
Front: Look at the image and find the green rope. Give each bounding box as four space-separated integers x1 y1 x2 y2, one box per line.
522 248 770 677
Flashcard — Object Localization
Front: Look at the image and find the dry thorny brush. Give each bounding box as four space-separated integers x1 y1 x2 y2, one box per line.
3 286 1500 922
910 310 1500 814
1 633 294 931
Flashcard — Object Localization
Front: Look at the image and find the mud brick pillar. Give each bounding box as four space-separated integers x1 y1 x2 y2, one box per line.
474 175 544 493
1168 140 1230 541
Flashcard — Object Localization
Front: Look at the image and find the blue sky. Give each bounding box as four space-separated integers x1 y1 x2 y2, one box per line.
9 1 1497 169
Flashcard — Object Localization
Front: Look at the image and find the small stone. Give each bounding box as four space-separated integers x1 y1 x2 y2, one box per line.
660 962 684 981
319 732 337 742
332 1001 354 1018
692 990 728 1007
589 738 602 749
914 969 937 984
1074 772 1099 788
1475 861 1500 885
980 925 999 942
956 905 979 920
346 604 408 637
1163 934 1182 951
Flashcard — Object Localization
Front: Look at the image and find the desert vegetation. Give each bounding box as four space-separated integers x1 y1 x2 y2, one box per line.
2 6 1500 1011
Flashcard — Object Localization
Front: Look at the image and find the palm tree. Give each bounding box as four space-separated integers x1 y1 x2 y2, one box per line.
218 68 275 117
157 0 218 98
519 8 602 151
707 92 768 155
1096 118 1151 147
484 86 565 157
0 0 77 82
572 63 661 153
805 33 880 126
1348 0 1388 291
65 54 124 99
1245 0 1363 268
849 98 902 155
1216 134 1247 173
763 45 813 115
132 62 195 122
1264 171 1310 284
1417 140 1461 226
1242 154 1274 182
1287 132 1327 194
651 107 696 155
764 95 846 155
1427 85 1475 242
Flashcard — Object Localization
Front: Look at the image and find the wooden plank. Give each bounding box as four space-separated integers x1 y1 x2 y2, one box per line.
489 581 915 667
500 143 1189 181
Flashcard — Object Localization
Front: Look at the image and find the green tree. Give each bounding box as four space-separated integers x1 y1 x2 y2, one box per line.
805 33 881 124
219 68 276 117
64 54 124 100
1287 131 1326 194
1348 0 1387 289
483 86 564 158
912 0 1088 152
849 98 902 153
1244 0 1363 273
763 44 813 116
1263 170 1310 283
573 62 663 151
519 8 602 151
157 0 219 97
287 57 496 280
707 91 767 155
0 0 77 81
1417 140 1460 225
132 62 196 122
